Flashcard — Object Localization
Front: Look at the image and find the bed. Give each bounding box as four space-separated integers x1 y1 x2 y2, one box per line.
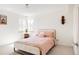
14 29 56 55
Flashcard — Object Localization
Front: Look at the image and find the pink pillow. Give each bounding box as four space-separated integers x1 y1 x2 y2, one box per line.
37 32 54 38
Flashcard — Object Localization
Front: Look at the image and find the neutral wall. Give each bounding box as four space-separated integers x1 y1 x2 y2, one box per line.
31 5 73 46
0 9 24 46
0 5 74 46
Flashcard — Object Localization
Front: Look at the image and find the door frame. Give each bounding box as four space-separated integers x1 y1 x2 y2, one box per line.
73 5 79 54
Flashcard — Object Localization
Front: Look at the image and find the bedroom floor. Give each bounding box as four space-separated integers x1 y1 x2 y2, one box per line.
0 44 74 55
47 45 74 55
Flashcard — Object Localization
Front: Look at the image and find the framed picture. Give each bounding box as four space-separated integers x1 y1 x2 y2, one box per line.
0 15 7 24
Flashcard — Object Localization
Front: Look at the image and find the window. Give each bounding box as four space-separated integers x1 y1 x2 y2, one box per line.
19 17 27 32
19 16 34 32
27 18 34 31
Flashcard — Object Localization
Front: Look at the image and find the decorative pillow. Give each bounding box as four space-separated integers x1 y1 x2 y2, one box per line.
29 31 38 37
37 32 44 37
37 31 54 38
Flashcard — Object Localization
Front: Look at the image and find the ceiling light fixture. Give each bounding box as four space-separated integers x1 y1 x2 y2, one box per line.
25 4 29 8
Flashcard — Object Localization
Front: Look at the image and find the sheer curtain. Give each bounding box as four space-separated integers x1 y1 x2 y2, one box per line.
19 16 27 32
27 17 34 32
19 16 34 37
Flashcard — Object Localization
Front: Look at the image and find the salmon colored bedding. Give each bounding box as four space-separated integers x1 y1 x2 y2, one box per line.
16 36 55 54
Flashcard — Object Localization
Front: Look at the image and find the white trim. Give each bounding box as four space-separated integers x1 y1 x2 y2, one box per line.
73 5 78 44
73 5 79 54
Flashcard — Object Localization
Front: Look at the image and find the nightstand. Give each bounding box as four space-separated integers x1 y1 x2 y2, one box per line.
24 33 29 38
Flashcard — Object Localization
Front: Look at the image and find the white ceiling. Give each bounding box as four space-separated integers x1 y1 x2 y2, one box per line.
0 4 68 16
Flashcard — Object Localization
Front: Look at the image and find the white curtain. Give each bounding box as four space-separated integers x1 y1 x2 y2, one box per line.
19 16 34 32
19 16 27 32
27 17 34 31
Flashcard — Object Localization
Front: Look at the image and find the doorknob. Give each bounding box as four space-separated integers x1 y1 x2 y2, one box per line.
74 43 79 47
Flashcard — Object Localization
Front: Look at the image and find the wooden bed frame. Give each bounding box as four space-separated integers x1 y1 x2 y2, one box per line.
14 29 56 55
14 40 55 55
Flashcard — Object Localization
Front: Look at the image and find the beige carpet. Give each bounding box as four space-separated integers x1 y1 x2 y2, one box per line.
0 44 74 55
10 45 74 55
